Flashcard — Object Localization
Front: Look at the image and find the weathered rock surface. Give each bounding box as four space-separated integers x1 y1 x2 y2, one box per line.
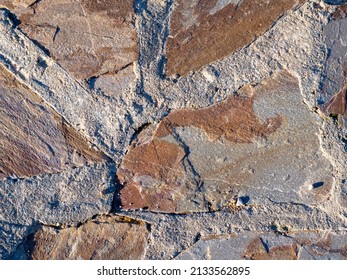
0 0 347 261
321 80 347 128
0 164 115 226
0 65 105 180
89 65 136 97
0 163 115 259
28 216 148 260
0 9 136 159
322 4 347 100
176 231 347 260
2 0 138 81
119 71 333 213
166 0 307 76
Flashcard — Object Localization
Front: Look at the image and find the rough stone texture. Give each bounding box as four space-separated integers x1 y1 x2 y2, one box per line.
0 163 115 259
0 9 136 159
0 0 347 261
322 3 347 100
119 71 333 212
166 0 307 76
320 2 347 147
89 65 136 97
0 65 105 180
6 0 138 81
175 231 347 260
28 216 148 260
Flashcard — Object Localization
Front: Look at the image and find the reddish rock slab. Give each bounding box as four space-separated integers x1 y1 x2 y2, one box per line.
6 0 138 81
166 0 306 76
118 138 187 212
155 87 283 143
244 237 298 260
0 65 105 180
29 216 148 260
118 71 333 213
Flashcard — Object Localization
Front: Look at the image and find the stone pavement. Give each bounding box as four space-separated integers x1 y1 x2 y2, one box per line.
0 0 347 260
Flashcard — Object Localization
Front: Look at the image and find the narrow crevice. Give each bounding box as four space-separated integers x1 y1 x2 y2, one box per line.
129 122 151 144
110 168 124 213
259 237 270 253
156 0 174 80
28 0 44 9
38 213 150 231
52 25 60 43
170 129 202 188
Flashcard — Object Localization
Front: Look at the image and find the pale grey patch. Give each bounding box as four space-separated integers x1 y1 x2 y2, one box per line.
209 0 243 15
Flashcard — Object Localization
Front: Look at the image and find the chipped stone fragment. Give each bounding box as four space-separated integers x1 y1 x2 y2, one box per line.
89 65 136 97
320 84 347 128
166 0 307 76
0 65 105 180
29 216 148 260
118 71 333 213
8 0 138 81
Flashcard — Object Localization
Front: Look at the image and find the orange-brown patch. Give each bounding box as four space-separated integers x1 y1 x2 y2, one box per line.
156 93 283 143
244 237 298 260
166 0 307 76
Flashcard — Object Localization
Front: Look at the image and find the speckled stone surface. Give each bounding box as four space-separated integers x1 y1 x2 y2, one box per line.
0 0 347 260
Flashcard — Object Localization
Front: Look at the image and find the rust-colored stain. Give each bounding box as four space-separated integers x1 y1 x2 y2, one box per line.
119 139 187 212
0 66 105 180
166 0 307 76
243 237 298 260
155 92 283 143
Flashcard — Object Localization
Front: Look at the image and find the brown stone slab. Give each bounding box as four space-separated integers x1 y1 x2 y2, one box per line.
0 65 105 180
7 0 138 81
29 216 148 260
166 0 306 76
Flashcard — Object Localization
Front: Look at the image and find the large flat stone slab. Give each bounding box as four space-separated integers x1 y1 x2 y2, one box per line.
118 71 333 213
0 65 105 180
